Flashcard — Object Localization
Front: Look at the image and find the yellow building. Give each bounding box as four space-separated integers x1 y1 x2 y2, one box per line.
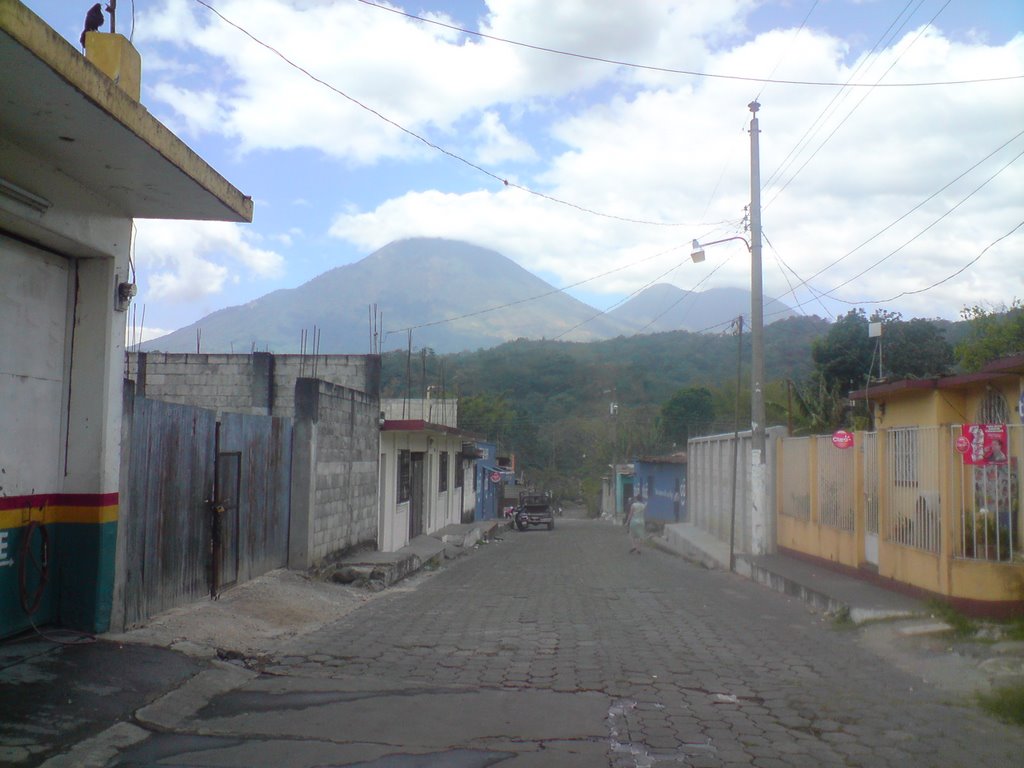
776 355 1024 617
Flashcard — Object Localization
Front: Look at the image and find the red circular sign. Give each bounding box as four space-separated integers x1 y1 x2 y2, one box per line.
489 471 501 483
831 430 854 449
955 435 971 454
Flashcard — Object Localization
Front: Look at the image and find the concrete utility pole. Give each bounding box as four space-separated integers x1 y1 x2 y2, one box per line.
748 100 767 555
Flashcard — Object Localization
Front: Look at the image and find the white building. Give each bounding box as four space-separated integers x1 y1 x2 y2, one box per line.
0 4 250 638
378 399 479 552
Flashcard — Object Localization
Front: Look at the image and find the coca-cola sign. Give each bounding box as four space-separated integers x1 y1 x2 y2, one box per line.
831 430 854 449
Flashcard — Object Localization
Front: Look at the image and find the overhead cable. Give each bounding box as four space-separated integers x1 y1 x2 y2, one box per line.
192 0 689 227
356 0 1023 88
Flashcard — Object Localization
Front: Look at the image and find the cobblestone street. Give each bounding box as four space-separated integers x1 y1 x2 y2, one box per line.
113 519 1024 767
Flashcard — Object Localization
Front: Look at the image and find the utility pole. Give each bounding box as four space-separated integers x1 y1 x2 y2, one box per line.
748 100 767 555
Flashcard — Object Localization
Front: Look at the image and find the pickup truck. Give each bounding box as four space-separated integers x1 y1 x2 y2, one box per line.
515 491 554 531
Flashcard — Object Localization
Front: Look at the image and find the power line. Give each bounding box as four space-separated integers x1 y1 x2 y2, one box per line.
840 221 1024 305
764 0 953 207
782 128 1024 293
753 0 821 103
762 0 923 193
356 0 1023 88
192 0 690 227
820 146 1024 297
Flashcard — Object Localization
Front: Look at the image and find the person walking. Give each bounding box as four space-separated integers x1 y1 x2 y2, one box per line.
625 493 646 554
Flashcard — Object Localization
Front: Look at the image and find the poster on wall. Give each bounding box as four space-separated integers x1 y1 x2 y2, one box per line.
958 424 1009 466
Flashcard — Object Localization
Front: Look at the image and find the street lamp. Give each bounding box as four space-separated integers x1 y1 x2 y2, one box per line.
689 101 767 558
690 236 750 262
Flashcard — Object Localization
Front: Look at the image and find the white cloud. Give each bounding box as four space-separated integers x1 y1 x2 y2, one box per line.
472 111 538 164
135 220 285 302
327 20 1024 321
126 1 1023 324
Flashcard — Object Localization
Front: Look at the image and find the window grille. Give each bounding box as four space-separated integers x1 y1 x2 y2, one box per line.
977 390 1009 424
891 427 918 487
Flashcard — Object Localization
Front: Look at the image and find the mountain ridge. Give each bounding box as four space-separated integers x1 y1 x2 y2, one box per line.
143 238 797 354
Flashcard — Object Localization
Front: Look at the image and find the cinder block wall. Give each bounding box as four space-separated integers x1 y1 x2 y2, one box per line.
127 352 381 418
291 378 380 566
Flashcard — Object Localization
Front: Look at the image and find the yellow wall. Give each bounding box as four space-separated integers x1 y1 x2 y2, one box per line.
84 33 141 101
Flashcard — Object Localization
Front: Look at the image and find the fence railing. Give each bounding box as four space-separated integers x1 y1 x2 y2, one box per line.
818 436 855 531
953 424 1020 563
780 437 811 521
885 426 941 553
863 431 879 537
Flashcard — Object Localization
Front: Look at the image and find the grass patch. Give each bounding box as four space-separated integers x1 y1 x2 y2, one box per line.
978 683 1024 726
1001 618 1024 642
926 599 977 638
830 605 854 628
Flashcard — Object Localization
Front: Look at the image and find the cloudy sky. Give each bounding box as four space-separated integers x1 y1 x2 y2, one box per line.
29 0 1024 346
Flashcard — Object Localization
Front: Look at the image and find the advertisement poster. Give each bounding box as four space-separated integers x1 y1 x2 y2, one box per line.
959 424 1008 466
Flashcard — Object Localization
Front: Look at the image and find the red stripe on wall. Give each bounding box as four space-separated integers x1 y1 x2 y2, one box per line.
0 492 119 511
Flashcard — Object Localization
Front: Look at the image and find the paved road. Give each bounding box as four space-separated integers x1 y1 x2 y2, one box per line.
113 519 1024 767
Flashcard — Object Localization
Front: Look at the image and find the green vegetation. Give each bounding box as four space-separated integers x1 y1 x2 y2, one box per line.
926 600 978 638
380 306 1012 503
956 300 1024 372
977 684 1024 726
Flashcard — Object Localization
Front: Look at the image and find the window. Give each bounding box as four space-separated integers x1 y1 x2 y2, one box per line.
977 390 1009 424
439 451 449 492
455 457 464 488
398 450 411 503
890 427 918 486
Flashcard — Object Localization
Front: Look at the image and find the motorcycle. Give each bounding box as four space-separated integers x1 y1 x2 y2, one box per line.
514 505 530 532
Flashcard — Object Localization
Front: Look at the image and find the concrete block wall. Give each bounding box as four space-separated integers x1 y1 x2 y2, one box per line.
381 397 458 427
290 378 380 568
128 352 381 418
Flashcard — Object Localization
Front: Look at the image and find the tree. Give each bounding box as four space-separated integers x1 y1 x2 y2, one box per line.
660 386 715 445
811 309 874 393
956 301 1024 372
884 318 954 379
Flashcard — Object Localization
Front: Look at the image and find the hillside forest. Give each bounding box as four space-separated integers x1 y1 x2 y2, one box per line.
380 303 1023 506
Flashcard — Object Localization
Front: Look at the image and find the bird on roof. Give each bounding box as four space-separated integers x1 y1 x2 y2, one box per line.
80 3 104 48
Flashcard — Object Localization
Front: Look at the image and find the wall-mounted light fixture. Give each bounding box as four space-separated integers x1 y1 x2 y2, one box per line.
115 281 137 312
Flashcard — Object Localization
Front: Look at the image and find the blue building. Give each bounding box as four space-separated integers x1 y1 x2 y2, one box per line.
473 442 515 520
633 453 687 524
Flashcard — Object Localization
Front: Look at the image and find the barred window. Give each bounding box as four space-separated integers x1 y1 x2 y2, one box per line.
398 450 411 503
977 390 1009 424
891 427 918 486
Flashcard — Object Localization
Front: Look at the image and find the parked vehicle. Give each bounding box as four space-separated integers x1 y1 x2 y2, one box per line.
514 491 554 531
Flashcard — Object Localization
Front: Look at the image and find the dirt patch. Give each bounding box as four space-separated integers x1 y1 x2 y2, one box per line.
108 569 422 659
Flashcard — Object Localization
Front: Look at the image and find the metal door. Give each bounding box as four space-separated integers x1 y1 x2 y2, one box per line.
213 450 241 596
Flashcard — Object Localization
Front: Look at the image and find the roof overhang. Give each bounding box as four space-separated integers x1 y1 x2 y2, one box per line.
635 452 688 465
381 419 479 440
850 355 1024 401
0 3 252 224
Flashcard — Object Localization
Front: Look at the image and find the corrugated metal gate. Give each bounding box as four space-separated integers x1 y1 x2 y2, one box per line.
120 387 292 628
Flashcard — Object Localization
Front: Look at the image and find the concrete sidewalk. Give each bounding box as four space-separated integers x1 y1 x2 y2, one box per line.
656 522 926 624
322 519 505 586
